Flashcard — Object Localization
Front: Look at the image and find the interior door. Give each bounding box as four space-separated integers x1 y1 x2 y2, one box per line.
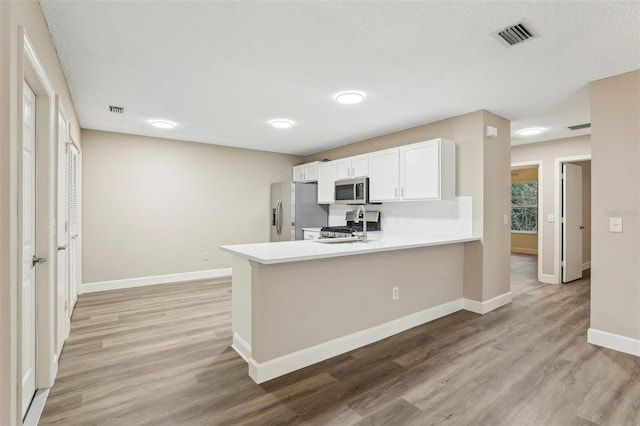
562 163 583 283
56 112 69 352
21 79 37 419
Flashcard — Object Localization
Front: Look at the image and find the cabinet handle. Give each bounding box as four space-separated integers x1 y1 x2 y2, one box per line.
395 188 398 197
401 187 405 197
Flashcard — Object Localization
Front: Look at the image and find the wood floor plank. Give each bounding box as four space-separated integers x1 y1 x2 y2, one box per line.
40 255 640 425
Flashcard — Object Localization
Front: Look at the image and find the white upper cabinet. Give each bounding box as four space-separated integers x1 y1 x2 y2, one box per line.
369 148 400 202
336 154 369 180
369 138 455 202
317 161 338 204
400 140 441 200
293 161 320 182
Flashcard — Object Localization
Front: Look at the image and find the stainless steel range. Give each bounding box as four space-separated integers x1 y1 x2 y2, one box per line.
320 210 380 238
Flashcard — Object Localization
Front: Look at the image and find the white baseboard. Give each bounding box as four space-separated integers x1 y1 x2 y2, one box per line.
539 273 557 284
232 333 251 363
23 388 49 426
463 292 512 314
588 328 640 357
81 268 232 293
247 298 464 384
582 261 591 271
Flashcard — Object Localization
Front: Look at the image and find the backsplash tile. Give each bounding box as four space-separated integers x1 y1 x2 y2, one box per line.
329 196 473 237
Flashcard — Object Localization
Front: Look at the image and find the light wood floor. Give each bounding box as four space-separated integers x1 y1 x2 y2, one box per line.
40 255 640 425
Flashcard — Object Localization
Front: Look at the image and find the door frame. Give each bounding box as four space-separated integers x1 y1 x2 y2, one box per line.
511 160 544 283
15 28 58 423
554 154 591 284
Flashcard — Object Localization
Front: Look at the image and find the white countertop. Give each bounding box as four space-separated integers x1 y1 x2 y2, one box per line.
220 232 479 265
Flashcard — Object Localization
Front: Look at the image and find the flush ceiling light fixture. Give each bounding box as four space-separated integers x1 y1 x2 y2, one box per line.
516 127 544 136
335 91 365 105
269 119 295 129
149 120 176 129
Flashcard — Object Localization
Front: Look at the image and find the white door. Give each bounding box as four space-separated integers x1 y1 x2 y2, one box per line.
21 79 37 419
562 163 583 283
69 142 80 305
56 112 69 352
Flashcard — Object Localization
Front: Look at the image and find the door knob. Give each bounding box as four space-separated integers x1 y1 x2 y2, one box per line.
579 225 585 230
32 255 47 267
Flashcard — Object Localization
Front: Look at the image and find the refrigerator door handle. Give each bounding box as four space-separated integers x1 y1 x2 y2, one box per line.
276 199 282 235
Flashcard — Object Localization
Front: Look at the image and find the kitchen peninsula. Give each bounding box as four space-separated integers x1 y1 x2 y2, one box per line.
220 233 480 383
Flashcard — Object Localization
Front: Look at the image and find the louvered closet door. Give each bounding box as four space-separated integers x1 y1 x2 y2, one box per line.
68 143 79 305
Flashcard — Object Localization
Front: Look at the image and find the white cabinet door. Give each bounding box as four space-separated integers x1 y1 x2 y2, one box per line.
369 148 400 202
336 158 352 180
400 140 440 200
304 162 319 181
293 165 306 182
317 161 338 204
293 162 319 182
351 154 369 177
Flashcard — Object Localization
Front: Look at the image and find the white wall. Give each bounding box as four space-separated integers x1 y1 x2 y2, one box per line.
81 130 302 284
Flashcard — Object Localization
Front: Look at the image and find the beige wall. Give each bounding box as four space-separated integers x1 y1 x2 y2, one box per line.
590 70 640 340
0 1 81 424
511 135 591 279
82 130 301 283
251 244 465 362
306 110 511 302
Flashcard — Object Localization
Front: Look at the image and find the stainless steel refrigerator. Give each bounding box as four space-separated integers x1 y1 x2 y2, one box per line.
270 182 328 241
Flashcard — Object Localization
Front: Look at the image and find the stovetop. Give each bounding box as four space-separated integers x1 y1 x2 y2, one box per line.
319 211 381 239
320 226 356 238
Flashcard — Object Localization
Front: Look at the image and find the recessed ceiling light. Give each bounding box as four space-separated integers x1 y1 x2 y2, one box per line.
335 91 365 105
269 119 294 129
516 127 544 136
149 120 176 129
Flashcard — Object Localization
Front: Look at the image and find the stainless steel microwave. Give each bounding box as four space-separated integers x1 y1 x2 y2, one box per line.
335 177 369 204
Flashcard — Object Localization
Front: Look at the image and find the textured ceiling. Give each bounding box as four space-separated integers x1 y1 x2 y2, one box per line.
40 1 640 155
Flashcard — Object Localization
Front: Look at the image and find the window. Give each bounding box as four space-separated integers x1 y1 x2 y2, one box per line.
511 181 537 233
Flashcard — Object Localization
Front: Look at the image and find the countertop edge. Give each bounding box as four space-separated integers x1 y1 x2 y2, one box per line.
220 236 480 265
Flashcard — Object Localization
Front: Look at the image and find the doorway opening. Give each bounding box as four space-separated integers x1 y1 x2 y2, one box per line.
510 162 542 285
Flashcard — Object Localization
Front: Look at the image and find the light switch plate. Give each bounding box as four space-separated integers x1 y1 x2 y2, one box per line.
609 217 623 233
547 214 554 223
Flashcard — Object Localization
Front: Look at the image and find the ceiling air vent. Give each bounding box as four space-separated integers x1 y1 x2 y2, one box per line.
109 105 125 114
498 23 534 46
568 123 591 131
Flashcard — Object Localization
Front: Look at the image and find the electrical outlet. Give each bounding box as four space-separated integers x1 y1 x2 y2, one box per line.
392 286 399 300
203 251 209 261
